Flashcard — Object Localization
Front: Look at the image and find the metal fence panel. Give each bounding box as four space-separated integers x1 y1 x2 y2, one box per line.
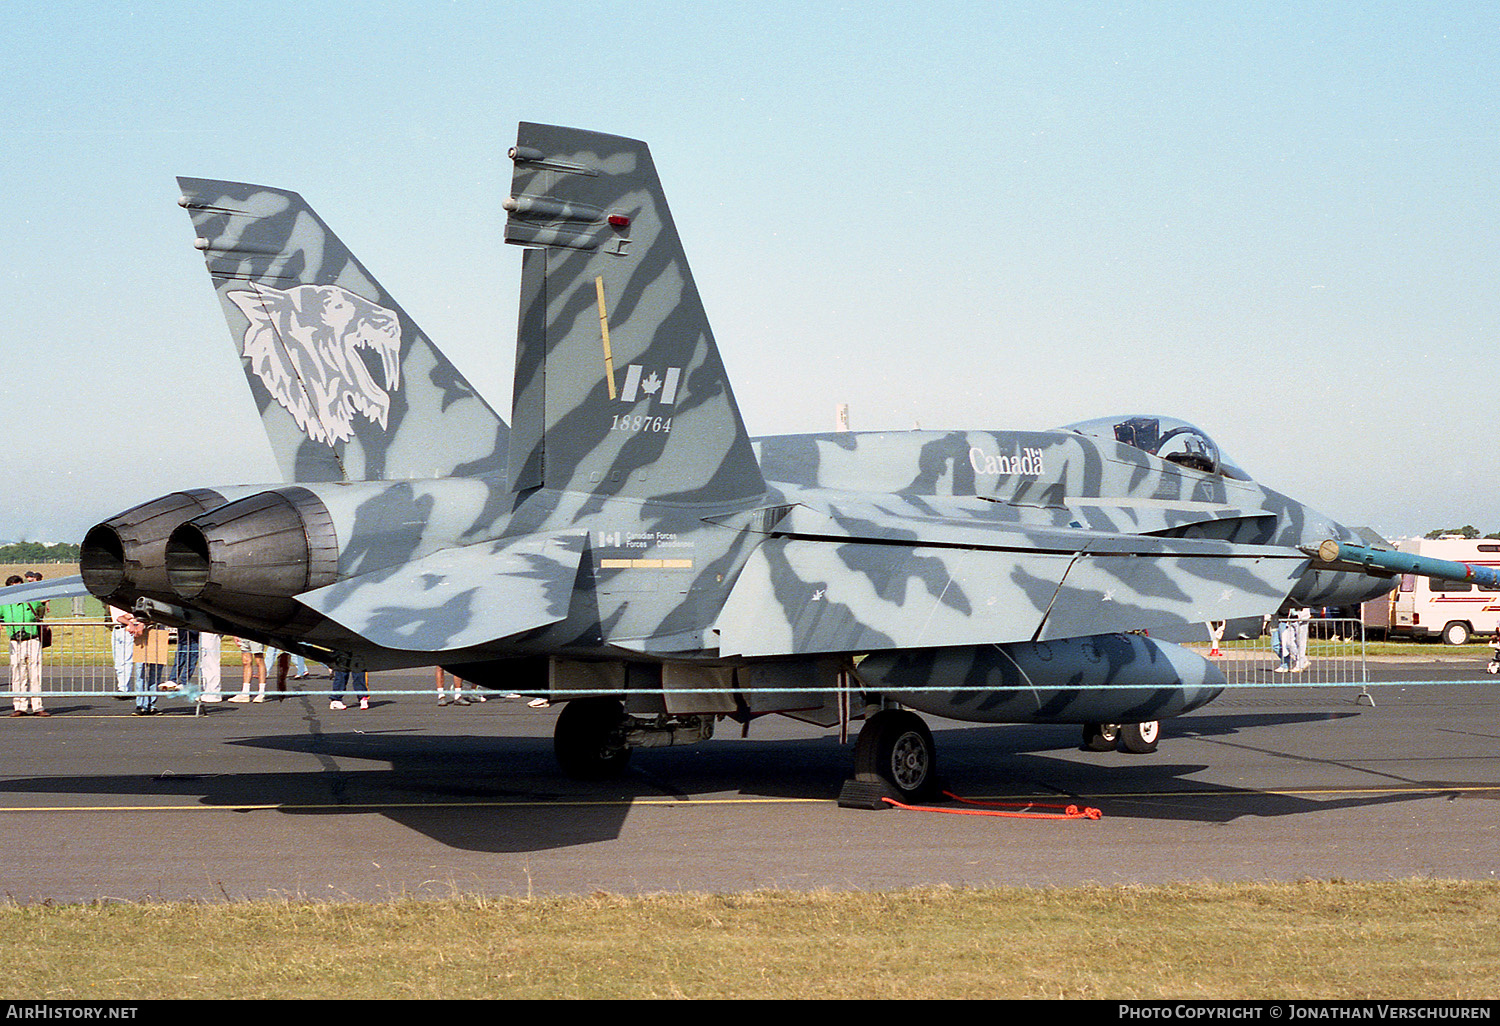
0 616 1380 704
1 619 121 696
1210 617 1368 689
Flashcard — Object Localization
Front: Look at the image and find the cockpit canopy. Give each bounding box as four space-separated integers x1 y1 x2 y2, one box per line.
1060 415 1251 480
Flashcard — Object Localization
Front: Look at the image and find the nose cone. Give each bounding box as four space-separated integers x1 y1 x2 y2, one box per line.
1282 500 1396 608
1290 566 1397 608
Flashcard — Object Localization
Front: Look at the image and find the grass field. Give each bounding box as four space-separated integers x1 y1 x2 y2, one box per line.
0 561 79 579
4 881 1496 999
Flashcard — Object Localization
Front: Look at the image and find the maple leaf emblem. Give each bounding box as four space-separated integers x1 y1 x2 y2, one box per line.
640 372 662 395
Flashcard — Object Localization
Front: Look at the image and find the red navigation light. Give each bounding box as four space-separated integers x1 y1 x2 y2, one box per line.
608 214 631 228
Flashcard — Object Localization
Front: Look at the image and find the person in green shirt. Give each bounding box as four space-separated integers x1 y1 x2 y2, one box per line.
2 575 48 716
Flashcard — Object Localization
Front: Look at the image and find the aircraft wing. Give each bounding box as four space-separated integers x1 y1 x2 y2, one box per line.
295 532 586 653
1030 550 1303 640
714 519 1306 658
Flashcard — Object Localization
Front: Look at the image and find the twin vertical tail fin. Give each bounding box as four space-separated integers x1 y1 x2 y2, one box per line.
178 178 508 483
181 124 761 502
503 124 766 503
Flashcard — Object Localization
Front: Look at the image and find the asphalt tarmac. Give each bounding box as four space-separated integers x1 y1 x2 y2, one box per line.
1 657 1495 902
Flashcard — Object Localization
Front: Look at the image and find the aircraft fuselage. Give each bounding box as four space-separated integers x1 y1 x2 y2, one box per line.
85 422 1387 680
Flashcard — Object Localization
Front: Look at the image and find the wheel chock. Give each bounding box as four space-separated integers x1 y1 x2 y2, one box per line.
837 778 897 809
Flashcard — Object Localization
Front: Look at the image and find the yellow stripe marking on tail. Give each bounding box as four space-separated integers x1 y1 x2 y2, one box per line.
596 276 617 399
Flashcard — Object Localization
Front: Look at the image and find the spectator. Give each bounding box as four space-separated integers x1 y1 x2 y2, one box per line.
2 575 48 716
130 617 169 716
435 666 473 706
106 605 135 698
198 632 223 703
164 628 199 693
329 668 369 711
229 639 268 703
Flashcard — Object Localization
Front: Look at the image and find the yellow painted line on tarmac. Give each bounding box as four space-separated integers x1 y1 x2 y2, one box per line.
0 804 290 813
0 785 1495 815
0 796 829 813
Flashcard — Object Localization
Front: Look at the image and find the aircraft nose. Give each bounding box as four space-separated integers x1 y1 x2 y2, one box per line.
1286 509 1395 609
1289 565 1396 609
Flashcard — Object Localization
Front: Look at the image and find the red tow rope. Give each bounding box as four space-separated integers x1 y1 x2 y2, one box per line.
881 790 1103 820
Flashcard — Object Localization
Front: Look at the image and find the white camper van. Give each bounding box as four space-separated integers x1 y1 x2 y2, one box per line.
1387 537 1500 645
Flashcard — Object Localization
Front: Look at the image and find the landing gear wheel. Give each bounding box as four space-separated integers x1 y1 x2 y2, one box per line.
553 697 631 779
854 710 938 802
1082 723 1120 752
1118 720 1160 754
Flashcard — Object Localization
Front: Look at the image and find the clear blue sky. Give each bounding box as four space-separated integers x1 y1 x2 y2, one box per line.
1 1 1495 543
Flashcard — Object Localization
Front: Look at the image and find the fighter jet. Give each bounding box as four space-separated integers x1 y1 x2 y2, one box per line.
79 123 1396 804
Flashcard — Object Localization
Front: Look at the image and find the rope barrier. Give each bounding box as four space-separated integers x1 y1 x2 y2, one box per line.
881 790 1103 820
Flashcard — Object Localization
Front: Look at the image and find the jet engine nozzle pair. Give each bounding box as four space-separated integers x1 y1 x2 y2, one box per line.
80 487 337 630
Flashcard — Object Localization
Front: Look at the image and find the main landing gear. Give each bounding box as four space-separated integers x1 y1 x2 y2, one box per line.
553 696 632 779
853 710 938 802
552 696 717 780
552 696 1160 806
1082 721 1159 754
836 709 940 808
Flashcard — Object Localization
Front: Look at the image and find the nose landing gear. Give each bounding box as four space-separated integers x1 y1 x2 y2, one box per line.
1082 721 1160 754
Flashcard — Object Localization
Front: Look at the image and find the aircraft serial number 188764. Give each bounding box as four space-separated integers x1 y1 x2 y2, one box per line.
71 123 1407 805
611 415 672 435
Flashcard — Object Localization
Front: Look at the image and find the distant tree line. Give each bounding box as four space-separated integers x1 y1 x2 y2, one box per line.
0 541 81 563
1423 526 1500 540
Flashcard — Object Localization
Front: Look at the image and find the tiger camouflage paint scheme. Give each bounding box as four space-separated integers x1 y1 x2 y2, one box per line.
72 123 1399 798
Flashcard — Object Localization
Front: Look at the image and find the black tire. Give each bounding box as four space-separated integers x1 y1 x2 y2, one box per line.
1082 722 1120 752
1118 720 1160 754
854 710 938 802
554 697 631 779
1442 621 1471 646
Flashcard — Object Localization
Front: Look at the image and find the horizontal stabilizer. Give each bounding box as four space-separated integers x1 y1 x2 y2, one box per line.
715 538 1304 657
296 533 586 652
0 575 88 604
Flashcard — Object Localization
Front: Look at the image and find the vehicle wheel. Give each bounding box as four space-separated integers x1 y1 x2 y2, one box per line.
1442 622 1471 646
1118 721 1160 754
554 697 631 779
1082 722 1120 752
854 710 938 802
